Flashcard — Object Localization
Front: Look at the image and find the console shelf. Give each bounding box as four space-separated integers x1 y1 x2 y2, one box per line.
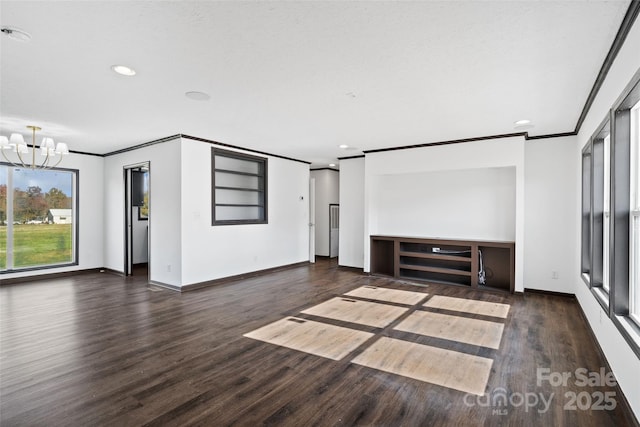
398 251 471 262
371 235 515 293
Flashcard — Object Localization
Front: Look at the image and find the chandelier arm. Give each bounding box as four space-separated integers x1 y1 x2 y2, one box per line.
15 150 28 169
31 126 36 169
51 156 64 168
1 149 20 167
40 152 51 169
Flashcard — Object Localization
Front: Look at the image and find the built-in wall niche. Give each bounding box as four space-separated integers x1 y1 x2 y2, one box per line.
211 148 267 225
371 166 516 241
370 235 515 292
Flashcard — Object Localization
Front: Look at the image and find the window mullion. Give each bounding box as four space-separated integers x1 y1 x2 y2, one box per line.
6 167 14 269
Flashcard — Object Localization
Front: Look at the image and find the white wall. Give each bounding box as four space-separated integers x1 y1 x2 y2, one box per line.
310 169 339 257
179 138 310 286
339 157 365 268
372 167 516 241
364 137 526 291
2 152 105 279
573 17 640 422
103 138 182 287
523 136 577 293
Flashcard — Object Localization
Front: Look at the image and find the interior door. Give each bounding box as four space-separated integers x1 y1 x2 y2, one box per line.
329 204 339 258
309 178 316 263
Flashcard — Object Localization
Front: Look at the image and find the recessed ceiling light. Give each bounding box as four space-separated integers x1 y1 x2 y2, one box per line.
514 119 531 126
1 27 32 42
185 91 210 101
111 65 136 76
329 163 336 167
339 144 349 149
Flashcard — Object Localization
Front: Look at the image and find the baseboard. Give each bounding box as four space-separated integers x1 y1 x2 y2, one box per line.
1 268 103 286
524 288 576 298
338 265 365 273
148 280 181 292
180 261 310 292
101 268 125 277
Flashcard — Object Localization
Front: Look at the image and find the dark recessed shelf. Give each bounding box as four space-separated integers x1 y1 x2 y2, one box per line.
215 204 264 207
399 251 471 263
214 168 262 177
215 186 263 192
399 273 471 288
371 235 515 293
399 263 472 276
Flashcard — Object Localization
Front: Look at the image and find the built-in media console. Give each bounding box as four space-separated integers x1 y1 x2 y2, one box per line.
370 235 515 293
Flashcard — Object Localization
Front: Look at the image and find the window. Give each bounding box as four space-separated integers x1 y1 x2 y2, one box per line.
610 77 639 343
581 146 592 280
630 100 640 325
211 148 267 225
136 170 149 220
0 165 78 272
581 118 610 308
583 72 640 357
603 134 611 293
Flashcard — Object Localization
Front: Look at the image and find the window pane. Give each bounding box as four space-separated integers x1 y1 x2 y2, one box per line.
0 167 6 270
632 214 640 324
581 151 591 275
630 101 640 324
603 134 611 292
139 170 149 220
11 167 74 268
592 139 604 286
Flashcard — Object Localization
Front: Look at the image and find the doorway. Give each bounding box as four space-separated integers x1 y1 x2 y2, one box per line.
124 162 150 278
329 204 339 258
309 177 316 263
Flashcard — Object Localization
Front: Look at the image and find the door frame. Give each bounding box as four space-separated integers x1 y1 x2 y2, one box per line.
329 203 339 258
123 161 150 279
309 177 316 263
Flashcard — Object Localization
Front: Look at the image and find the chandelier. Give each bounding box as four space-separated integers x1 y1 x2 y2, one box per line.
0 125 69 169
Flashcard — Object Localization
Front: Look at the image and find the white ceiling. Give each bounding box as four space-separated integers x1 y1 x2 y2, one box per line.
0 1 631 166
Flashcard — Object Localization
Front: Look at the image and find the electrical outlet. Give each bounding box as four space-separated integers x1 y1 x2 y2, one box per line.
552 271 559 279
432 247 440 253
167 264 171 272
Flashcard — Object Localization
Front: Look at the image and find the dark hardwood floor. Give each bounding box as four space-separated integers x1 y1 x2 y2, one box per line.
1 259 637 426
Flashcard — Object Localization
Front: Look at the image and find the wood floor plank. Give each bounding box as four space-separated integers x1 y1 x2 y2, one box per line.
351 336 494 396
300 297 408 328
243 316 374 360
343 285 428 305
424 294 511 318
0 260 637 426
394 310 505 349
